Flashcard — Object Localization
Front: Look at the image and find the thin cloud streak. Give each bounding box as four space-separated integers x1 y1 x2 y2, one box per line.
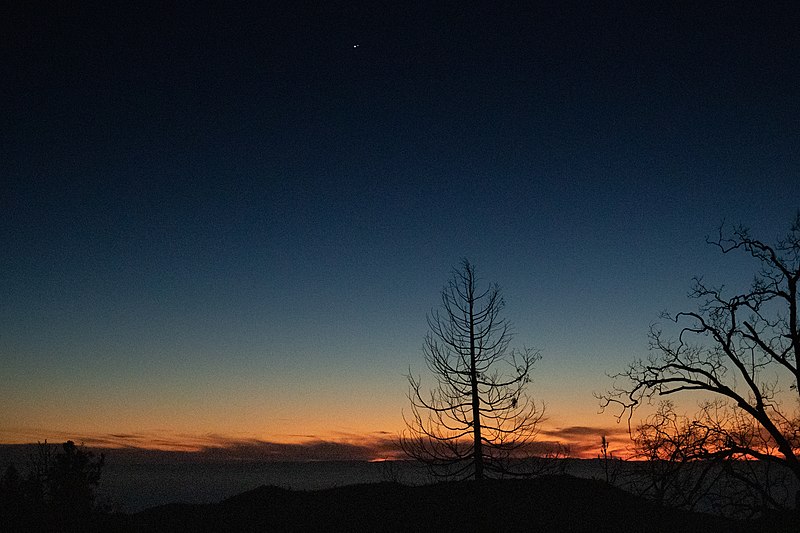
539 425 633 457
0 429 402 462
1 424 633 461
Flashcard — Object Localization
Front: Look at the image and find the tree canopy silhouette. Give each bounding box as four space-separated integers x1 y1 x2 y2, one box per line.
602 214 800 513
0 440 105 532
401 260 544 480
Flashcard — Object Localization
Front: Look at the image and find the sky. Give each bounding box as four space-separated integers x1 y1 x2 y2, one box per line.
3 3 800 460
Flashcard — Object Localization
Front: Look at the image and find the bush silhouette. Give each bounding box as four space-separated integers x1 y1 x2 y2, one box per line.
0 440 105 532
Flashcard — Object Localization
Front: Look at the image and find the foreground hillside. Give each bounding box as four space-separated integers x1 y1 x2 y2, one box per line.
98 475 795 533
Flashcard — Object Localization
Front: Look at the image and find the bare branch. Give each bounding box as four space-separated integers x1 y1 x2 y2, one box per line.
401 260 547 480
601 214 800 514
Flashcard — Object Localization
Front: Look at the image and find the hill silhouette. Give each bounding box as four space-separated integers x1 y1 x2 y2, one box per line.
99 475 795 532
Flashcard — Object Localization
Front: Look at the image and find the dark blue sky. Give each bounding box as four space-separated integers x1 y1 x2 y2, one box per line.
2 3 799 452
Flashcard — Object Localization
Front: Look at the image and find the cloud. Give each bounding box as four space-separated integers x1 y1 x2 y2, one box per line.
3 424 635 462
196 438 393 462
536 425 633 458
540 425 629 440
0 430 403 463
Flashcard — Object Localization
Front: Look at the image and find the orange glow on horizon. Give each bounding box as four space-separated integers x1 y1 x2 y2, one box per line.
1 420 634 461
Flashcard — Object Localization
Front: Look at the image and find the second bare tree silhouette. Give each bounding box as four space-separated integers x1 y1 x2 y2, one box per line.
602 214 800 515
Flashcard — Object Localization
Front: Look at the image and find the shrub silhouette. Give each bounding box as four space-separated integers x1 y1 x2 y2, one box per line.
48 440 105 529
0 440 105 532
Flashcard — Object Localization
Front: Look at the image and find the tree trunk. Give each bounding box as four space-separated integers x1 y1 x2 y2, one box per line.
469 294 484 481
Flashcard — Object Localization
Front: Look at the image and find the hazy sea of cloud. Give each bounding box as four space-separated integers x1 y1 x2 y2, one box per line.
99 460 430 512
99 459 622 513
4 441 794 515
96 459 799 515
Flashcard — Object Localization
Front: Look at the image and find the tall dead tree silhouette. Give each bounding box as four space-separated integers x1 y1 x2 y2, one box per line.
602 214 800 513
401 260 544 480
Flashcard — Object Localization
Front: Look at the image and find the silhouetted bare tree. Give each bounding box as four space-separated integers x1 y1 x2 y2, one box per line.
628 401 725 511
401 260 544 481
602 214 800 513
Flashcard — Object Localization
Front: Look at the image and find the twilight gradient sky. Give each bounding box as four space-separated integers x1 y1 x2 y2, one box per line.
3 3 800 458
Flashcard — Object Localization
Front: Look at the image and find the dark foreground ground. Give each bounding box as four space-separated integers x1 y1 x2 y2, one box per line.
88 474 797 533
